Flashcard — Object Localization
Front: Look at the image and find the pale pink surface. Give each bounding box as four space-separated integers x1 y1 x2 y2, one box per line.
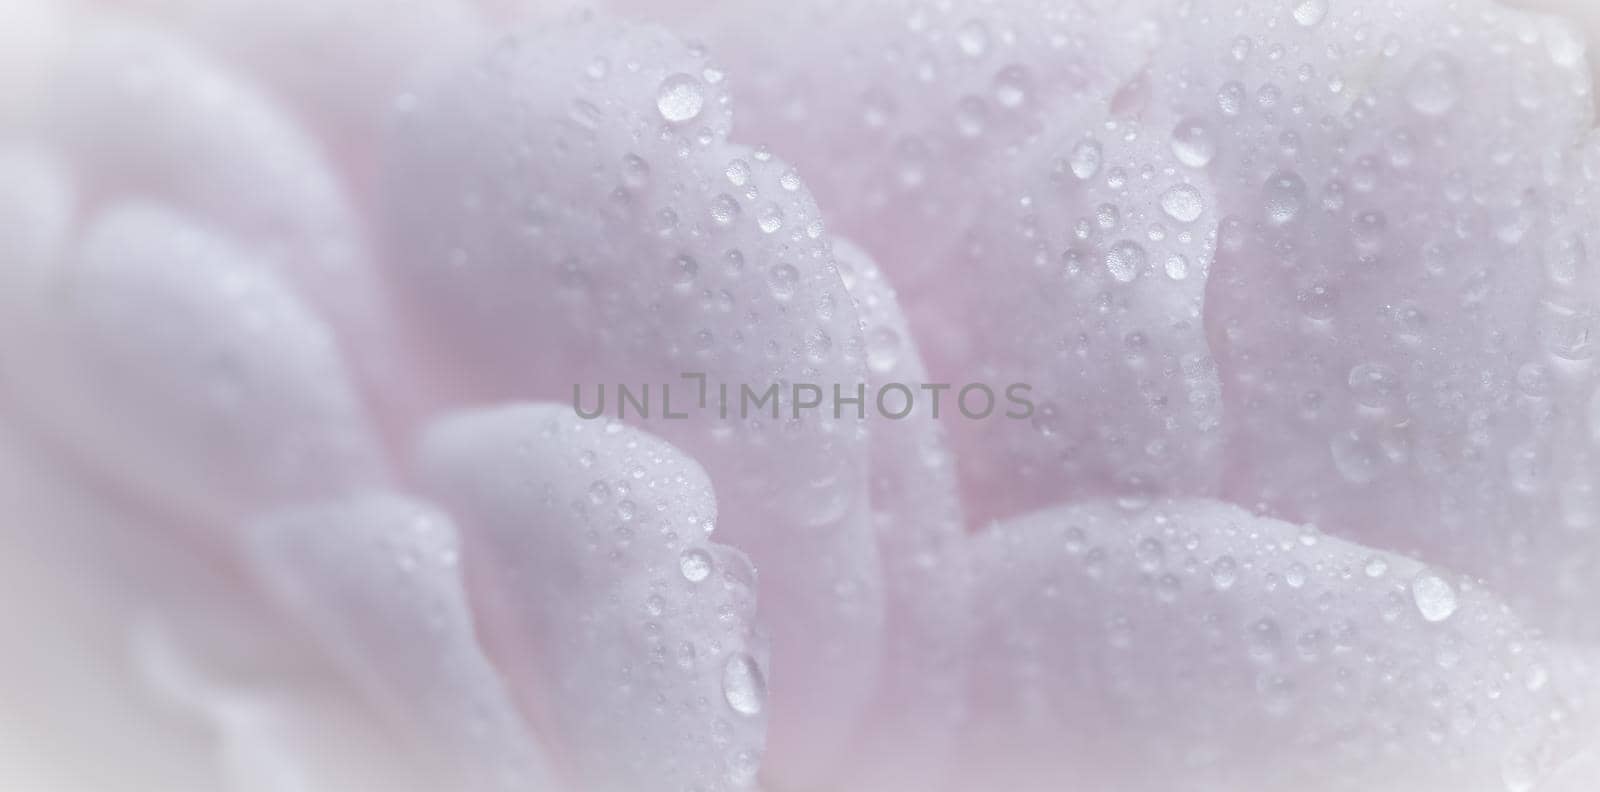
1 1 1599 791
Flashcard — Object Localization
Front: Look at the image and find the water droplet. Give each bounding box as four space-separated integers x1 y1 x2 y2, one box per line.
1105 241 1146 283
1160 184 1204 223
657 73 705 123
1217 81 1247 116
757 203 785 234
956 19 990 58
1411 570 1458 622
725 159 751 186
1406 52 1463 117
992 65 1031 109
710 194 740 226
722 653 765 716
1068 139 1103 180
767 264 799 300
1135 538 1165 573
1297 282 1338 321
1263 171 1307 225
1537 299 1596 360
1170 118 1216 168
1211 555 1239 590
1364 557 1389 577
1291 0 1327 27
805 328 833 362
1285 563 1308 588
680 548 713 582
1347 362 1401 409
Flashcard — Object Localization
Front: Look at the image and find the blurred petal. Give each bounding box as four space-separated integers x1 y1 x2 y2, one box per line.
248 495 557 792
61 202 381 520
824 239 970 790
956 497 1590 791
418 404 766 791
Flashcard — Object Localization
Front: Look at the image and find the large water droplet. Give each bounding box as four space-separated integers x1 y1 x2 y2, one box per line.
710 194 741 226
1263 171 1307 225
757 203 785 234
1105 241 1146 283
1160 184 1204 223
680 548 713 582
1068 139 1103 180
1170 118 1216 168
1291 0 1327 27
1411 570 1458 622
722 653 766 716
657 73 705 123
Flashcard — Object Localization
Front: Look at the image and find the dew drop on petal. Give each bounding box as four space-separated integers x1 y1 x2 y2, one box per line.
1211 555 1239 590
1291 0 1327 28
1347 362 1401 409
722 653 766 716
1411 570 1458 622
993 65 1031 109
1160 184 1204 223
1263 171 1307 225
1105 241 1146 283
657 73 705 123
680 548 713 582
956 19 990 58
1068 139 1103 180
757 203 785 234
710 194 741 226
1170 118 1216 168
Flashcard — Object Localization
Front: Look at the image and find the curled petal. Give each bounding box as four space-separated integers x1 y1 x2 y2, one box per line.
418 404 767 791
384 15 884 781
248 495 557 792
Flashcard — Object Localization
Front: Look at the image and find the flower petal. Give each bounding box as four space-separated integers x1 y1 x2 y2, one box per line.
418 404 767 791
956 497 1590 791
1139 0 1600 640
248 494 558 792
823 238 971 790
384 15 884 782
659 0 1224 520
61 202 383 519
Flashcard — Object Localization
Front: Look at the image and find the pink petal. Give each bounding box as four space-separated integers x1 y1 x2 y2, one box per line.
417 404 767 791
248 495 557 791
957 497 1590 791
1138 0 1600 641
383 15 885 782
822 239 971 790
61 202 383 520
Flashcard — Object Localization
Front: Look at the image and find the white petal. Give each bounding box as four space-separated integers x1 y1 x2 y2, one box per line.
955 498 1590 791
58 202 383 520
418 404 767 791
384 16 885 781
248 495 558 792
